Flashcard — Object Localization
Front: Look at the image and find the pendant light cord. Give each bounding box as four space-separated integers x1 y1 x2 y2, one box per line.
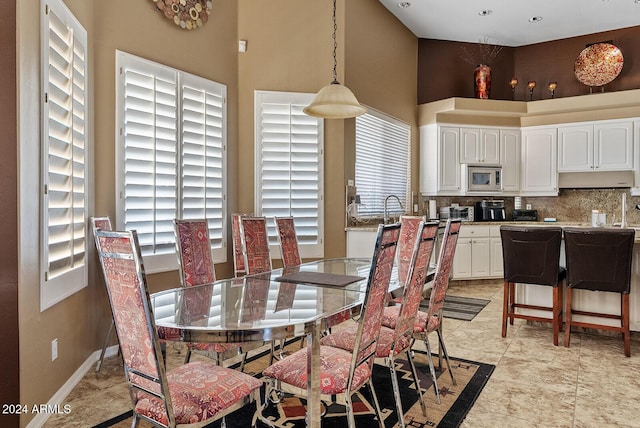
331 0 339 84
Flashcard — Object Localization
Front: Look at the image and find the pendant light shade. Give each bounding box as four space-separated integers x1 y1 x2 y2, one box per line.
304 0 366 119
303 81 366 119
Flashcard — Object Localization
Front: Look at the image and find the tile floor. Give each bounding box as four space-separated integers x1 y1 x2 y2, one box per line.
44 280 640 427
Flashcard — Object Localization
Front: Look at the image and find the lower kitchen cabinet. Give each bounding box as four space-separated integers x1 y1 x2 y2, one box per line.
452 224 503 279
346 228 378 258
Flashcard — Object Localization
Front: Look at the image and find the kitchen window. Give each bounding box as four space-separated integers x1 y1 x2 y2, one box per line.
355 109 411 217
254 91 324 258
116 51 227 273
40 0 88 310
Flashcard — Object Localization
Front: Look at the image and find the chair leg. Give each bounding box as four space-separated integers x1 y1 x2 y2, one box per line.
183 347 192 364
623 293 631 357
508 282 516 325
96 319 115 372
388 355 406 428
365 379 385 428
564 287 573 348
437 328 457 385
422 334 441 404
552 286 560 346
405 349 427 417
345 390 356 428
502 281 509 337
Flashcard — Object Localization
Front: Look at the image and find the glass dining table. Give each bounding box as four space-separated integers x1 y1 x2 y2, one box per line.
150 257 433 427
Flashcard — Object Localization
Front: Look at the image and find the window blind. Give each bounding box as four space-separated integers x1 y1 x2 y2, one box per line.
41 0 88 310
116 52 227 272
355 111 411 217
255 91 324 259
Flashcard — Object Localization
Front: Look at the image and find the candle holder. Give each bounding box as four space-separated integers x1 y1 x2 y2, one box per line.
527 81 536 101
509 78 518 100
548 82 558 99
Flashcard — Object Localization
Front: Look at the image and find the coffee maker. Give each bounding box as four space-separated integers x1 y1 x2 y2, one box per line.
475 200 506 221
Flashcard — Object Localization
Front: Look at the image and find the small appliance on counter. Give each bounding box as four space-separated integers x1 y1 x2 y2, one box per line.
439 205 474 222
475 199 506 221
512 209 538 221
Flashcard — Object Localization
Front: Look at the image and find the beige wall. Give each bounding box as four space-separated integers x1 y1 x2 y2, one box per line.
16 1 417 425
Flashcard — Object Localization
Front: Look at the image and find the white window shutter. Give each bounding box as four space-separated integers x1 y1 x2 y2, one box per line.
355 111 411 217
41 0 88 310
255 91 324 259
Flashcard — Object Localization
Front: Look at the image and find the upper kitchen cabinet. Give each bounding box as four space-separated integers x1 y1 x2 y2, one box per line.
460 127 500 165
420 124 461 195
500 128 520 193
520 127 558 196
558 120 633 172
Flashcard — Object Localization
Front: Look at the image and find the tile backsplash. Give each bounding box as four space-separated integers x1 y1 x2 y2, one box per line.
422 188 640 225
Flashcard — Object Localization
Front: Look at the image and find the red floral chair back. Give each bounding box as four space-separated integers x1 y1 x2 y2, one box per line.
232 213 251 277
393 221 439 347
240 216 272 274
275 216 301 268
354 223 401 369
91 216 112 235
94 230 172 419
397 215 426 285
425 219 461 322
174 219 216 287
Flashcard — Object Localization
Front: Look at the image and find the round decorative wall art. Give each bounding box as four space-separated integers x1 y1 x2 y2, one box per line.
574 43 624 88
152 0 213 30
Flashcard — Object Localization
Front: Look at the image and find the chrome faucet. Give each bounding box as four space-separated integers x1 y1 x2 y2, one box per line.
383 195 403 224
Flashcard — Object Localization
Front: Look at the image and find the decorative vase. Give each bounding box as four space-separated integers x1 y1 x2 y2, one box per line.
474 64 492 99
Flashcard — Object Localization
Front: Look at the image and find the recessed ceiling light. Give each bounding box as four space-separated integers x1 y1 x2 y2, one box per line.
397 2 411 8
478 10 493 17
529 16 543 23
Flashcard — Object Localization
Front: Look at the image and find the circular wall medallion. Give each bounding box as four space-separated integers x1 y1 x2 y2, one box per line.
574 43 624 87
152 0 213 30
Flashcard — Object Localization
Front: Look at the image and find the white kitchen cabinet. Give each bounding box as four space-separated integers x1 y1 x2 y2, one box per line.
489 225 504 277
558 120 633 172
500 128 520 193
452 225 500 279
460 127 500 165
520 127 558 196
420 124 461 195
346 229 378 258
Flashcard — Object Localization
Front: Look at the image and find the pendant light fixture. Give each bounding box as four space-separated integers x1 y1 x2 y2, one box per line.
303 0 366 119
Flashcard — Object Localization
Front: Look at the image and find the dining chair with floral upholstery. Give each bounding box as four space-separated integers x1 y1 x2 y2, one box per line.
321 220 439 427
90 216 115 373
275 216 301 268
396 215 427 286
240 216 272 275
94 229 263 428
255 222 402 428
174 219 249 369
382 219 461 404
232 213 252 277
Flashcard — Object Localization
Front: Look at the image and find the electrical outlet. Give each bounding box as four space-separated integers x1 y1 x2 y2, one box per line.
51 338 58 361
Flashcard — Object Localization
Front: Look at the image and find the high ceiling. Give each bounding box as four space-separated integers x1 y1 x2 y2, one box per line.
378 0 640 47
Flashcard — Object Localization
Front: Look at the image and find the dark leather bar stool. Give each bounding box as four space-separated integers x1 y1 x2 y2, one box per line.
500 225 565 345
563 227 635 357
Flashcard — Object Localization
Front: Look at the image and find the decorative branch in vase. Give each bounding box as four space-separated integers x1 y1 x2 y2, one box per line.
460 40 503 99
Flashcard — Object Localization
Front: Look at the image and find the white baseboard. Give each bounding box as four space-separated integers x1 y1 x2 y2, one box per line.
26 345 119 428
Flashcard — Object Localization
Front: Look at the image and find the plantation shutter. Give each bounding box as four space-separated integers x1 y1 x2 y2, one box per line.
41 0 88 309
181 73 227 260
255 91 324 259
119 55 178 257
355 111 411 216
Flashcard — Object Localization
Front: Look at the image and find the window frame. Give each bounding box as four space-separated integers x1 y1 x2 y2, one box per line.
115 51 228 274
40 0 89 311
254 90 324 259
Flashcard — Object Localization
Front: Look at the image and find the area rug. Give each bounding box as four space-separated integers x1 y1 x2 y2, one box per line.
96 342 494 428
422 295 491 321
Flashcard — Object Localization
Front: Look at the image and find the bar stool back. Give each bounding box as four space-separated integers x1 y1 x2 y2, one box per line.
500 225 565 345
563 227 635 356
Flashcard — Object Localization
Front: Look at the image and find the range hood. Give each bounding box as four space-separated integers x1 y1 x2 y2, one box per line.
558 170 634 189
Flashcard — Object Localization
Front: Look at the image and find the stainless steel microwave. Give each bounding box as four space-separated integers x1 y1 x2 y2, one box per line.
464 164 503 192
